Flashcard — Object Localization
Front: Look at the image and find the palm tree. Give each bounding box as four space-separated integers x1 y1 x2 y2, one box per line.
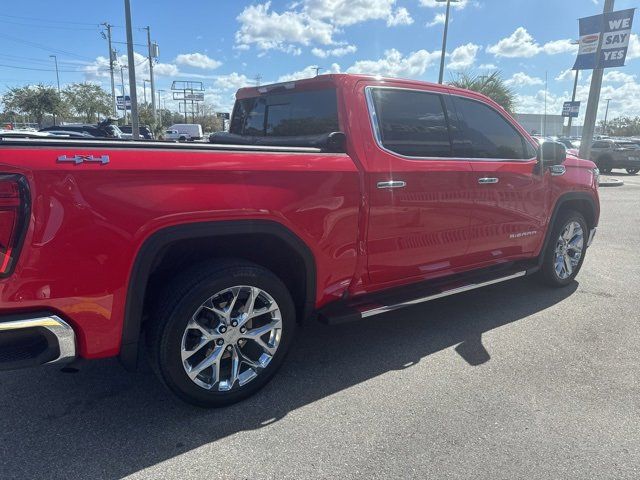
448 71 516 114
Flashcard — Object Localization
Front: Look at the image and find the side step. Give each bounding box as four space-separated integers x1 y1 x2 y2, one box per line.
318 264 533 325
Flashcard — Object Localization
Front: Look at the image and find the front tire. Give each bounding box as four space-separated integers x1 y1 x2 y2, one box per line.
539 210 588 287
146 260 296 407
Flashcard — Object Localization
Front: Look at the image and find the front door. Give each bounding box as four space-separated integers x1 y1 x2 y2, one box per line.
448 94 547 264
363 86 476 286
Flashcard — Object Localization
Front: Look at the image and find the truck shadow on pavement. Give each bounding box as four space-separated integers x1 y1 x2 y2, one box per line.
0 277 578 479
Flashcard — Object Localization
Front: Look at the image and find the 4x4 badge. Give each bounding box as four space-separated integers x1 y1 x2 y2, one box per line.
57 154 109 165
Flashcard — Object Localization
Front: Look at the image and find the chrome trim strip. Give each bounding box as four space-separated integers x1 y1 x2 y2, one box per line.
364 85 538 163
360 271 527 318
478 177 499 184
587 227 597 247
0 315 76 364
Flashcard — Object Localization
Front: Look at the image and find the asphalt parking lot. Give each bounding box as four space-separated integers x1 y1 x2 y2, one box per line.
1 171 638 480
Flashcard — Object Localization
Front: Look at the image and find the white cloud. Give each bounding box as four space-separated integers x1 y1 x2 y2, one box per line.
505 72 544 87
603 70 636 83
387 7 414 26
426 13 446 27
174 53 222 70
447 43 480 70
82 52 179 82
555 68 579 82
277 63 341 82
311 44 357 58
235 0 410 53
478 63 497 70
487 27 577 58
541 39 578 55
346 48 440 78
235 2 335 52
213 73 253 90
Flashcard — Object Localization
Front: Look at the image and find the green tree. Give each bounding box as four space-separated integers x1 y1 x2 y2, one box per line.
63 83 111 123
599 116 640 137
448 71 516 114
2 84 64 126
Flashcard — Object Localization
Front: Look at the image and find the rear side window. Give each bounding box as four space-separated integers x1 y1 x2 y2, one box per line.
230 89 339 137
452 96 533 159
369 88 451 157
592 141 610 148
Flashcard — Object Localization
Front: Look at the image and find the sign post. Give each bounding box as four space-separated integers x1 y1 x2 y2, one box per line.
578 3 635 159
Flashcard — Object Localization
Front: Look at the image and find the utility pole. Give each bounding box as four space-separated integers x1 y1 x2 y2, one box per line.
120 66 127 124
313 66 323 76
579 0 615 160
144 26 157 124
603 98 611 135
50 55 61 126
566 69 580 137
124 0 140 140
254 74 262 86
437 0 458 84
101 23 117 117
143 79 150 104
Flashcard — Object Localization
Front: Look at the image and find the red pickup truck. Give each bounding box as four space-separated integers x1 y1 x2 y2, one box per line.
0 74 599 407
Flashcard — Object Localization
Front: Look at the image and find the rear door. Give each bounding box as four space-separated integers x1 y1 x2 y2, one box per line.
448 94 546 264
363 85 475 286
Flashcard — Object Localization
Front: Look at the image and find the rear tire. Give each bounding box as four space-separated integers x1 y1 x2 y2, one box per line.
538 210 588 288
146 260 296 407
626 168 639 175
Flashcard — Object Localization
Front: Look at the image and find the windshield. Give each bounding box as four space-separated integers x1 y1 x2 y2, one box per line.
230 89 339 137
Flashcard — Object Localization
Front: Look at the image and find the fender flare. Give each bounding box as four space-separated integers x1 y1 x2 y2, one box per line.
537 191 598 268
119 219 316 370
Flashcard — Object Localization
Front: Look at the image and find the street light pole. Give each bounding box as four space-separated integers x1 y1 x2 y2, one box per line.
124 0 140 140
437 0 458 84
49 55 61 126
143 79 150 104
101 22 117 117
120 66 128 124
603 98 611 135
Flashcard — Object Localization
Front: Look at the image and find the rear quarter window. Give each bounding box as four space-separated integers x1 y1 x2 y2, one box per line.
230 89 339 137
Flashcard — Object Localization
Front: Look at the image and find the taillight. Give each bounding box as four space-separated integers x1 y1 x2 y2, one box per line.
0 175 29 277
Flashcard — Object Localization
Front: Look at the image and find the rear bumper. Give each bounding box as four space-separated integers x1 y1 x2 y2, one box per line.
0 313 76 371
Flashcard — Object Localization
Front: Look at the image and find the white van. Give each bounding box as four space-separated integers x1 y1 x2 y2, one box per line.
167 123 203 141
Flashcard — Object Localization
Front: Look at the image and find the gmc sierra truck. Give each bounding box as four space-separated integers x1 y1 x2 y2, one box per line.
0 74 600 407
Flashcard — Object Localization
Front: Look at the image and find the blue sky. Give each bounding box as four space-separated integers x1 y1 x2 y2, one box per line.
1 0 638 124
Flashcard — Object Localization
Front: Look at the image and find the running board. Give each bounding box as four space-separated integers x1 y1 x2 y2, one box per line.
317 266 530 325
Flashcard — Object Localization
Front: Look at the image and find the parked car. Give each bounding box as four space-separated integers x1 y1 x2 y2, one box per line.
0 74 600 407
590 139 640 174
163 129 185 141
40 119 123 139
120 125 154 140
167 123 203 141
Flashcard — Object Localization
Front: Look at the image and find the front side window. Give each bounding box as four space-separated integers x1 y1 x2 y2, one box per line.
452 96 533 160
230 89 339 137
369 88 451 158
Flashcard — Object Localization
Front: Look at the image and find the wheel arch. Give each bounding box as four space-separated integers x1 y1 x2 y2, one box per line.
119 220 317 370
537 191 598 267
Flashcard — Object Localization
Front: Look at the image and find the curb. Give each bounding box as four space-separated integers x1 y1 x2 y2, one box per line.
599 177 624 187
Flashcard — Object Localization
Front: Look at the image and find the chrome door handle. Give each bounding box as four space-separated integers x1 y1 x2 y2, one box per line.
477 177 499 184
377 180 406 189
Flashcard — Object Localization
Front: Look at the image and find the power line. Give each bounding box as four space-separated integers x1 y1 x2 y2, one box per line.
0 63 109 73
0 13 104 26
0 32 96 61
0 19 100 31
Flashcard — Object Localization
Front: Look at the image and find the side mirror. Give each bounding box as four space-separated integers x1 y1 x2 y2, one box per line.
325 131 346 153
538 140 566 166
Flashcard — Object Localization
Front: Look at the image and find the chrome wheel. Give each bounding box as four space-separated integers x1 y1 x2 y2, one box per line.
554 221 584 280
180 286 282 391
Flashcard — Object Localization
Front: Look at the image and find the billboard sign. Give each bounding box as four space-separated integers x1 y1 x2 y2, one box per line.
216 112 230 119
116 95 131 111
574 8 635 70
562 101 581 118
